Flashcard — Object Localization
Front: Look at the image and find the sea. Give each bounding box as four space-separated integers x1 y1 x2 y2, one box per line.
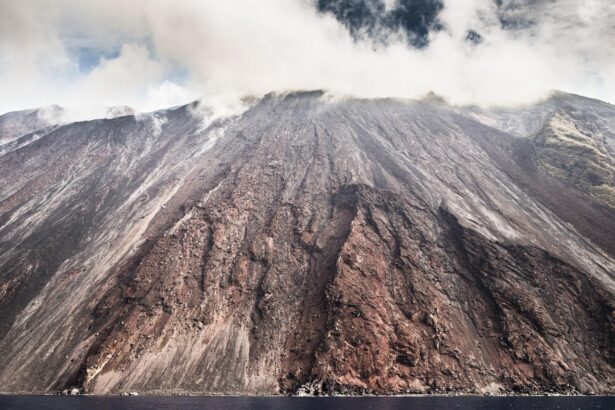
0 396 613 410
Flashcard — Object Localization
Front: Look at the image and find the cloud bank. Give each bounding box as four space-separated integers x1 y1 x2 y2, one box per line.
0 0 614 119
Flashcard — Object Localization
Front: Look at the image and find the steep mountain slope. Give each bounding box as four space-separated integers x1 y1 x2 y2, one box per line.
0 106 64 144
467 93 615 209
0 106 64 155
0 105 138 158
0 92 614 395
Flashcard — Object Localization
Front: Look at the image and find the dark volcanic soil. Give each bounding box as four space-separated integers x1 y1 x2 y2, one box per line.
0 91 614 395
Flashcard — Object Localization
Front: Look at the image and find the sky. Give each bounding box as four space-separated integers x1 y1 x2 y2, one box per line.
1 0 614 119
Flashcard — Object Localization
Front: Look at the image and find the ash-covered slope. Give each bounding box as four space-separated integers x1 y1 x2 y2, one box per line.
468 93 615 210
0 105 138 158
0 106 64 154
0 91 614 395
0 106 64 143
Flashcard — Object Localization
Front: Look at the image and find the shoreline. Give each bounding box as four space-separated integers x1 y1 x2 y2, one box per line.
0 392 612 397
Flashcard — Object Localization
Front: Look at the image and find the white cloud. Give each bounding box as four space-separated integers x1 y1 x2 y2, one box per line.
0 0 614 119
143 81 199 112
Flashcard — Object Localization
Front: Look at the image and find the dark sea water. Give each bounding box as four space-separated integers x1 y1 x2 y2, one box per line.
0 396 614 410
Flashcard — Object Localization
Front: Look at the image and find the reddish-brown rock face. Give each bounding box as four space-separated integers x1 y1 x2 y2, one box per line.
0 91 614 395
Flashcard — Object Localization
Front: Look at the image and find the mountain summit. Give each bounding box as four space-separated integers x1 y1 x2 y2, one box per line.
0 91 614 395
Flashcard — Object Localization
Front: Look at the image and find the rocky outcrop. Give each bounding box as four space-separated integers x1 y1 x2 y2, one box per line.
0 91 614 395
532 113 615 208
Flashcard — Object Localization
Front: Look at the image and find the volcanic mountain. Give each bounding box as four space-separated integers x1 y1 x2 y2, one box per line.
0 91 614 395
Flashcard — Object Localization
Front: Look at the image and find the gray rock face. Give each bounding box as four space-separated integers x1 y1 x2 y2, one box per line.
0 91 614 395
464 92 615 141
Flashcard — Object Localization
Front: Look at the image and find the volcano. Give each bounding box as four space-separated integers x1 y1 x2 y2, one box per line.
0 91 614 395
